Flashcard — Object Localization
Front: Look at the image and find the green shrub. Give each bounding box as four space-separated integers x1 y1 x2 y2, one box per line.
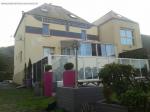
103 86 113 103
120 89 147 112
45 65 52 71
64 63 74 70
99 63 135 96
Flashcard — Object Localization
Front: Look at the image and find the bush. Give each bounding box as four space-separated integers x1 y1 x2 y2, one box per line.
45 65 52 71
64 63 74 70
99 63 135 96
120 89 147 112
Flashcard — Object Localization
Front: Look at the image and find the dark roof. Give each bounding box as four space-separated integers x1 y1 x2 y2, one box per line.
14 3 92 37
27 3 90 25
93 10 137 25
119 48 149 59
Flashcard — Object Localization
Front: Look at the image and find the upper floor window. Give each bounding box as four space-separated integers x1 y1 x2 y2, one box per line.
81 30 87 40
42 24 49 35
120 29 133 45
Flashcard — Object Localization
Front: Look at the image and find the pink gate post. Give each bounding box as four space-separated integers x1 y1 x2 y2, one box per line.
43 71 53 97
63 70 76 87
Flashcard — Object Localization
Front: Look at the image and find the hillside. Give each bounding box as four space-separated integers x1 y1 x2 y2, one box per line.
0 46 14 81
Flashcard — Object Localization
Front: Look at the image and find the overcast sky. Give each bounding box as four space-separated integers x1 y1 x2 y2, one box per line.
0 0 150 47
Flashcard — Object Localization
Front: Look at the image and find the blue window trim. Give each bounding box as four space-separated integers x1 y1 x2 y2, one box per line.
42 24 50 35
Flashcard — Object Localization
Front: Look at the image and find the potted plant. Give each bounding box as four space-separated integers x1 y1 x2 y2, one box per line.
63 62 76 87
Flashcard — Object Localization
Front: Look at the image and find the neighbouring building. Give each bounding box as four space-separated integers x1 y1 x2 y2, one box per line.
141 34 150 58
13 3 142 84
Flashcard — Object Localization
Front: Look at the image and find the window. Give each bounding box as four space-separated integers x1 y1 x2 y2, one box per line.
106 44 115 56
101 44 107 56
79 43 92 56
61 48 75 55
120 29 133 45
81 30 87 40
92 44 96 56
101 44 115 57
42 24 49 35
97 44 102 56
43 47 54 57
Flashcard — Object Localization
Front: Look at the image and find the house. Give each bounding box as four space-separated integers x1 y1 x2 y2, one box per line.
93 11 142 54
13 3 142 84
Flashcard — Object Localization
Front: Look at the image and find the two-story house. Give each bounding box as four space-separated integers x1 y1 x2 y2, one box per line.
13 4 142 84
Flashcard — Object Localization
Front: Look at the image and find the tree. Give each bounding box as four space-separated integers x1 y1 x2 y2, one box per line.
27 59 32 79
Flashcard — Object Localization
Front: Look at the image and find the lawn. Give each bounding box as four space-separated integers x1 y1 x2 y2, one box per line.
0 84 61 112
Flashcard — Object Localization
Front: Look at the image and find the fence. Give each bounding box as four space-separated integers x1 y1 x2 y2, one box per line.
49 55 150 81
32 55 150 82
32 57 48 82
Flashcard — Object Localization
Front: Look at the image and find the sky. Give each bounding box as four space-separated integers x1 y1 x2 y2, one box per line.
0 0 150 47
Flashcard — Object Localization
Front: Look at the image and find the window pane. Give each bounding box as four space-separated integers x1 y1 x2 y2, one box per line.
106 44 115 56
120 30 126 37
81 30 87 40
80 43 87 55
42 24 49 35
121 38 127 45
86 43 92 56
126 38 132 45
79 43 92 56
126 30 132 38
97 44 102 56
101 44 106 56
92 44 96 56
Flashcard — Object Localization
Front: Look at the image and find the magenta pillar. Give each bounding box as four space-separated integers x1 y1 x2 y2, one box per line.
63 70 76 87
43 72 53 97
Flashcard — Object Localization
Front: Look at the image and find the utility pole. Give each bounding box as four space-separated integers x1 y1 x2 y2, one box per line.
73 40 79 88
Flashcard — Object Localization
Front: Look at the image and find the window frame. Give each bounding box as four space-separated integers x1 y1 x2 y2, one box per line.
81 30 87 40
120 28 134 45
42 23 50 36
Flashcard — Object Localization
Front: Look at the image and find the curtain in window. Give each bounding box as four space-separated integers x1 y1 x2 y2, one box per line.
101 44 107 56
79 43 92 56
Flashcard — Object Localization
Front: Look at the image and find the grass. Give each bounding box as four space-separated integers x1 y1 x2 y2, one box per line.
0 84 59 112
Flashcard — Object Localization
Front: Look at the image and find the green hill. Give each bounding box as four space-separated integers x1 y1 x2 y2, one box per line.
0 46 14 81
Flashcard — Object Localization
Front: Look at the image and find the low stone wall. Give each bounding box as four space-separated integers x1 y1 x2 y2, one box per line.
56 86 104 112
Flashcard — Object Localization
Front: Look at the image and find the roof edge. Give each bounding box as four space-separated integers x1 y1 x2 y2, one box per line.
14 13 25 37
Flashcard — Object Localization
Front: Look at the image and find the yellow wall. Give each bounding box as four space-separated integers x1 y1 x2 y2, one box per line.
13 15 26 84
13 14 98 84
99 19 142 55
